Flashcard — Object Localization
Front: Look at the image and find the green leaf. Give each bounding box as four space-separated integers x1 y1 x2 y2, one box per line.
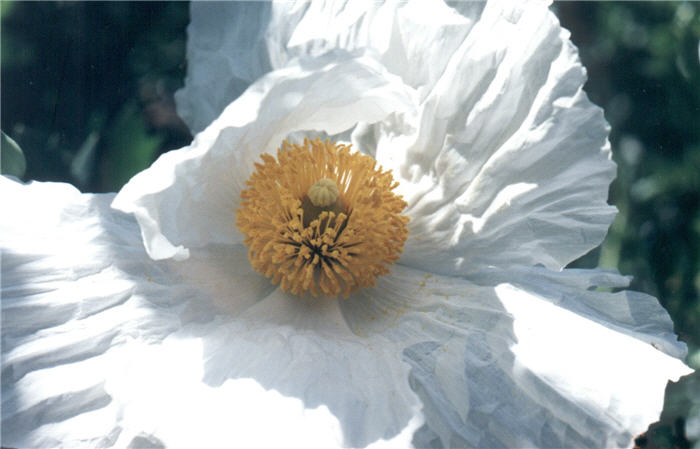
1 131 27 178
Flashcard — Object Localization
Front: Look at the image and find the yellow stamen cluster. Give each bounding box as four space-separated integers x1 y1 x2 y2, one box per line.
236 138 409 298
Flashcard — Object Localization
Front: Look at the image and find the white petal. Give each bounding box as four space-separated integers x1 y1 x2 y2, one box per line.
471 266 689 359
113 54 413 261
360 2 616 275
343 264 690 448
184 290 424 448
495 282 689 446
174 2 302 134
2 179 423 448
176 1 484 134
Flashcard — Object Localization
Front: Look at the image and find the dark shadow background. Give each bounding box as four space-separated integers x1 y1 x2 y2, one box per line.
1 2 698 448
1 1 192 192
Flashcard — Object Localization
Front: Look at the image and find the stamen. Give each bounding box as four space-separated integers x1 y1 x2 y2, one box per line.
236 138 409 298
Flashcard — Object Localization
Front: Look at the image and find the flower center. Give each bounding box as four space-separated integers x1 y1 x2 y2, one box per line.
307 178 339 208
236 138 409 298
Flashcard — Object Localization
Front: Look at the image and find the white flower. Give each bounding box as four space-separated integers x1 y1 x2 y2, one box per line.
1 1 693 448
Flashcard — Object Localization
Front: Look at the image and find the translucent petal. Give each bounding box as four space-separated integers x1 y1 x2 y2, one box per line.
113 54 413 261
176 1 483 134
174 2 294 134
470 266 689 359
344 264 691 448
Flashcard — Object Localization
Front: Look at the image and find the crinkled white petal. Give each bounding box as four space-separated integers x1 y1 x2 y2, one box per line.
1 178 423 448
363 1 616 275
175 2 276 135
113 53 413 261
471 266 689 359
174 0 616 276
176 1 483 134
348 265 691 448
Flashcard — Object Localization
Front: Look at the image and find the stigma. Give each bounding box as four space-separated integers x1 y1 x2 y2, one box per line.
236 138 409 298
307 178 339 207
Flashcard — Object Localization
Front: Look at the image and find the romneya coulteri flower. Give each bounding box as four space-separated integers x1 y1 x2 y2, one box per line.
1 1 694 448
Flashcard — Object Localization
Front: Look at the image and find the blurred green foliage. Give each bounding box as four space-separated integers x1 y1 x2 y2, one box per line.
1 1 191 192
1 1 699 448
